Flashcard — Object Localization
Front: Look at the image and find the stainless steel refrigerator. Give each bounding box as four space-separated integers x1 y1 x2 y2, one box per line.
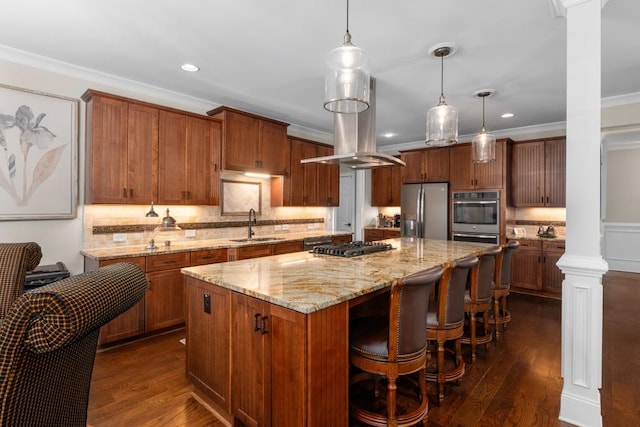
400 183 449 239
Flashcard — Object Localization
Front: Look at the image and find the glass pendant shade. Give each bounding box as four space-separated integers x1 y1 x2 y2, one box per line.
472 127 496 163
324 32 370 113
426 97 458 146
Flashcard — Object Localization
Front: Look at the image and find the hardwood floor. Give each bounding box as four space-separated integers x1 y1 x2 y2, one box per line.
87 271 639 426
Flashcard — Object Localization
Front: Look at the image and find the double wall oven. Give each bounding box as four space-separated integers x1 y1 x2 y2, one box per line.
451 191 500 244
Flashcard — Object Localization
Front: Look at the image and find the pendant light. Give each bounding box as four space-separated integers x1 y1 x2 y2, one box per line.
324 0 370 114
426 44 458 146
471 90 496 163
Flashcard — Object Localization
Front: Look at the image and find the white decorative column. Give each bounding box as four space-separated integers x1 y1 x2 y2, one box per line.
556 1 609 426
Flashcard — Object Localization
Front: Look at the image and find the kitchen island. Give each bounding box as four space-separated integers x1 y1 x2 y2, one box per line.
181 237 492 427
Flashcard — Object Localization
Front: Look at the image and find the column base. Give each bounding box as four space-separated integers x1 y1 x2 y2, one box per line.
560 390 603 427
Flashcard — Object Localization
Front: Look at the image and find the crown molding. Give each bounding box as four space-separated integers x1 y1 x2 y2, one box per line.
550 0 611 17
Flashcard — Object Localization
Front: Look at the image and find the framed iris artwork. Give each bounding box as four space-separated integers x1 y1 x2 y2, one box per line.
0 84 79 220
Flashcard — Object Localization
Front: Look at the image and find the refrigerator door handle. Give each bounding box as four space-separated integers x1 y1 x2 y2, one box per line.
417 186 424 238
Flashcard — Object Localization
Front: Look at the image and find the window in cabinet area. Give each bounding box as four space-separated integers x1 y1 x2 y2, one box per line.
511 138 566 207
400 148 449 184
371 165 402 206
449 140 507 190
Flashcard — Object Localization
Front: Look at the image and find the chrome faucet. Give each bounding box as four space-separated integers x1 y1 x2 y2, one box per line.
248 208 257 240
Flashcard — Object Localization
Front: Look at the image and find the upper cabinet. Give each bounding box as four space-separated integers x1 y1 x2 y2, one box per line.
83 91 158 204
511 137 566 207
400 147 449 184
158 112 222 205
371 165 402 207
449 139 510 191
272 137 339 207
207 107 290 176
83 89 221 205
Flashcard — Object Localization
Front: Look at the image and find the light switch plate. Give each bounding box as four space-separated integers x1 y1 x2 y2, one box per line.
281 224 289 230
185 230 196 238
274 225 282 231
113 233 127 242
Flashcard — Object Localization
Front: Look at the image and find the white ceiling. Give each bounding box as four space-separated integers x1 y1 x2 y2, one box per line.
0 0 638 148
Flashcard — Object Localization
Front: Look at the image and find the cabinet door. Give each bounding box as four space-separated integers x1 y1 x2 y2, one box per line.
474 140 504 189
400 151 426 183
364 229 385 242
425 147 450 182
512 141 545 206
238 245 273 260
146 269 186 331
271 240 303 255
290 139 318 206
232 293 269 427
332 234 352 244
127 104 159 204
158 111 187 205
185 116 214 204
185 278 231 412
544 139 566 207
542 241 565 294
511 241 542 290
259 120 290 175
97 257 146 345
449 145 474 190
371 167 391 206
317 145 339 206
87 96 129 203
223 110 260 171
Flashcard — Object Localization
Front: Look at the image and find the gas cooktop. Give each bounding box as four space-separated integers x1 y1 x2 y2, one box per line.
311 241 393 257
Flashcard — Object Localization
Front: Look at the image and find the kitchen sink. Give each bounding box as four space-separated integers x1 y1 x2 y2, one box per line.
230 237 285 243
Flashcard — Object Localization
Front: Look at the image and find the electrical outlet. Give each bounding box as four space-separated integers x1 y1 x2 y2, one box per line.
307 224 314 229
113 233 127 242
185 230 196 238
281 224 289 230
274 225 282 231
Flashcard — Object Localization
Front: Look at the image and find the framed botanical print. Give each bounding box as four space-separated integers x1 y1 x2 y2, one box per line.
0 84 79 220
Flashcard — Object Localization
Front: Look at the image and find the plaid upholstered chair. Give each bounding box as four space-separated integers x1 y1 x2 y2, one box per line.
0 262 147 427
0 242 42 319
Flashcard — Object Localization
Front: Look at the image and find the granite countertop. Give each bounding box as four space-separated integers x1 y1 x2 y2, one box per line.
81 230 352 261
508 234 566 242
182 237 494 314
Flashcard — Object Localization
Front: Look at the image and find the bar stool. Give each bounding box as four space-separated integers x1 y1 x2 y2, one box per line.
460 245 502 361
426 255 478 403
488 240 519 339
349 265 444 427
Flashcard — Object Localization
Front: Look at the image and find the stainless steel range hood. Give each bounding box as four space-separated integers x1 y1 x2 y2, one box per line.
301 78 405 169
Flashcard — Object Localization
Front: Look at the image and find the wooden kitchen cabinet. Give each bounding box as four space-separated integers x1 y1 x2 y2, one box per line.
371 164 402 206
145 252 191 332
191 248 228 266
231 292 306 427
332 234 353 244
158 112 222 205
400 147 450 184
511 137 566 207
208 106 290 175
185 278 231 414
83 91 159 204
86 256 147 344
449 140 509 191
237 244 273 260
364 228 400 242
271 240 303 255
510 238 565 295
273 137 338 207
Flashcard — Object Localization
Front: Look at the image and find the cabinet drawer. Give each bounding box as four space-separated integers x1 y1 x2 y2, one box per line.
271 240 303 255
543 241 565 252
237 245 272 260
146 252 191 272
97 256 146 271
511 239 541 251
191 248 228 266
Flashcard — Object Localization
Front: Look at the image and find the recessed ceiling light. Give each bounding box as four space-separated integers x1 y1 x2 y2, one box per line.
382 132 395 138
501 113 515 118
181 63 200 72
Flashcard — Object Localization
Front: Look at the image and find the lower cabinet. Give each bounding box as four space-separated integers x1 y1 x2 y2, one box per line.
332 234 353 244
510 239 565 295
364 228 400 242
186 278 349 426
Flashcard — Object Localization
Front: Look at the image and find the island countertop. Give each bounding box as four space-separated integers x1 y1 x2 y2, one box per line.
181 237 493 314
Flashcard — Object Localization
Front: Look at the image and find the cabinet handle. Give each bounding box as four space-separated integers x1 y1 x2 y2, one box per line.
214 164 218 172
254 313 261 331
260 315 268 334
147 279 152 290
187 191 191 199
123 188 127 198
538 256 541 263
546 196 549 204
541 196 544 203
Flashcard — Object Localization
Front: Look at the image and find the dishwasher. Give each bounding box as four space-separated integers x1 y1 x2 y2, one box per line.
302 235 333 251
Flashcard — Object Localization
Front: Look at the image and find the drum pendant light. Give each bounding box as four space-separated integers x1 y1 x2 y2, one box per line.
324 0 370 114
471 90 496 163
426 44 458 146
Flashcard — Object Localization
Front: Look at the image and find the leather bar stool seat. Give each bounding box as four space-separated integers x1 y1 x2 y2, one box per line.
426 255 478 403
461 245 502 360
350 265 444 427
488 240 519 339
